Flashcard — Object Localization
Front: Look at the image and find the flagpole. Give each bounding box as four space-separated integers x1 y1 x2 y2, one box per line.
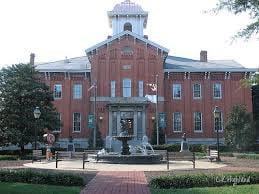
93 82 97 149
155 74 159 145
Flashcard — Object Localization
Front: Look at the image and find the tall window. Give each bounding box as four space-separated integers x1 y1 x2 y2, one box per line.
172 84 181 99
111 81 116 97
173 112 182 132
193 83 201 99
214 112 223 131
53 113 61 132
112 112 117 136
54 84 62 99
194 112 202 132
123 79 131 97
73 113 81 132
124 22 132 32
213 83 222 99
73 84 82 99
138 81 144 97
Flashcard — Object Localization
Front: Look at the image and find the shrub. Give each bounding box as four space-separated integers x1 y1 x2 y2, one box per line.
152 144 180 152
236 153 259 160
0 169 84 186
0 155 18 161
150 172 259 189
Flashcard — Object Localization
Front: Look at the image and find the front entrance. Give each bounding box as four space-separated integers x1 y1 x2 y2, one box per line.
109 106 146 140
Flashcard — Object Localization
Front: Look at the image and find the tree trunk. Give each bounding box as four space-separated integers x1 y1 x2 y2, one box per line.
20 144 25 155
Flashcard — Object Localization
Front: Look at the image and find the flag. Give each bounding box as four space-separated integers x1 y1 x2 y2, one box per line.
147 83 157 92
145 95 157 103
88 83 96 91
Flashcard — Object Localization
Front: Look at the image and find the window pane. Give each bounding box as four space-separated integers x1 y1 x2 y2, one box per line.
73 84 82 99
54 84 62 99
194 112 202 131
173 112 182 132
123 79 131 97
112 112 117 136
73 113 81 132
138 81 144 97
193 84 201 98
172 84 181 99
111 81 116 97
213 83 222 98
54 113 61 132
214 112 223 131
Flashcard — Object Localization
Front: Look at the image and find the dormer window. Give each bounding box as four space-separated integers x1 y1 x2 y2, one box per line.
124 22 132 32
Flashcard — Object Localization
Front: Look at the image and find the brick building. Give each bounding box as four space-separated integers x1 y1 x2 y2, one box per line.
36 0 256 149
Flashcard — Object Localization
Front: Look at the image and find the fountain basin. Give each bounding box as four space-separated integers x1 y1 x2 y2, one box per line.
97 153 162 164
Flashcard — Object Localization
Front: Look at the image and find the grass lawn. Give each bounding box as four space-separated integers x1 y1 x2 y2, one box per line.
151 184 259 194
0 182 81 194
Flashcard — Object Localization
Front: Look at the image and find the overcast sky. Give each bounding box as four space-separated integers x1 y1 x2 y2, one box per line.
0 0 258 68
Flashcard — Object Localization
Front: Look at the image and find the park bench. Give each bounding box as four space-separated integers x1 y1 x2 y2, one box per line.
166 151 195 170
154 150 168 161
207 149 218 162
55 151 89 169
84 150 100 161
32 149 45 163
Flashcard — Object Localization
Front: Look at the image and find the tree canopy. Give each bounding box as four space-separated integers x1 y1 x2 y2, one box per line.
224 104 256 151
215 0 259 39
0 64 59 150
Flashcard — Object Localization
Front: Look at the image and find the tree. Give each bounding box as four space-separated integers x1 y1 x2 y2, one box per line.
0 63 60 152
214 0 259 39
150 121 165 145
88 125 104 149
225 104 256 151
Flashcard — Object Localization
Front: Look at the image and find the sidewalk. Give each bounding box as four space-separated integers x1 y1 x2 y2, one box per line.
80 171 150 194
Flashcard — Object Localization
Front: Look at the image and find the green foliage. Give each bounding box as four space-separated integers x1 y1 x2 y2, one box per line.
88 125 104 149
0 169 84 186
0 182 81 194
0 155 18 160
214 0 259 39
0 64 60 150
150 121 165 145
150 172 259 189
236 153 259 160
152 144 208 153
225 104 256 151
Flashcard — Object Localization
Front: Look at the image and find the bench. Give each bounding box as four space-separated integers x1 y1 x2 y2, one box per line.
84 150 99 161
154 150 168 161
207 149 218 162
55 151 89 169
32 149 45 162
166 152 195 170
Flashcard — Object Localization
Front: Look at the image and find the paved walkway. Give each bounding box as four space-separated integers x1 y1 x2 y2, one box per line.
80 171 150 194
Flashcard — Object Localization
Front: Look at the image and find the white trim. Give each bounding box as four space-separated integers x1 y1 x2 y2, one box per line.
172 84 181 100
213 83 222 99
173 112 182 132
164 69 256 73
194 112 203 133
111 80 116 97
54 84 62 100
73 112 81 132
193 83 201 99
123 78 132 97
73 84 83 99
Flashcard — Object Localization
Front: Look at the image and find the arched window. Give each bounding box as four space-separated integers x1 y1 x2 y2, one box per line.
124 22 132 32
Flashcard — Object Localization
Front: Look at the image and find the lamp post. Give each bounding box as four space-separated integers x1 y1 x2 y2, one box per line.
33 107 41 150
213 106 221 162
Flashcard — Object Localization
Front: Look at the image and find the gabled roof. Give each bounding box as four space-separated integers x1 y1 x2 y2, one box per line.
85 30 169 54
164 55 257 73
36 56 91 72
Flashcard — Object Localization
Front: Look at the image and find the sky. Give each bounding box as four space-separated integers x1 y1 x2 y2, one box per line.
0 0 258 69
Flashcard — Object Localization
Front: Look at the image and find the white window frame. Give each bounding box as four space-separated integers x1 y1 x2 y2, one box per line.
111 81 116 97
173 84 181 99
193 83 201 99
213 83 222 99
73 112 81 132
123 78 131 97
73 84 82 99
54 84 62 99
214 112 224 132
53 113 61 133
138 81 144 97
194 112 202 132
173 112 182 132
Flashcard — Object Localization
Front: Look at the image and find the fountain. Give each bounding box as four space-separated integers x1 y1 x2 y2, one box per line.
96 121 162 164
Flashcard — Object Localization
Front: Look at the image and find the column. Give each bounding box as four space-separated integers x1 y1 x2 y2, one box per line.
134 110 138 140
117 110 121 135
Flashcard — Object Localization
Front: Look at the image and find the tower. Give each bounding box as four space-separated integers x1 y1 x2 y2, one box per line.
108 0 148 36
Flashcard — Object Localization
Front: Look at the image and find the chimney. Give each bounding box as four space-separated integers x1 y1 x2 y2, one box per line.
30 53 35 66
200 50 207 62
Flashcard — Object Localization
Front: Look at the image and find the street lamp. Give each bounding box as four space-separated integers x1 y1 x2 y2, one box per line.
33 107 41 150
213 106 221 162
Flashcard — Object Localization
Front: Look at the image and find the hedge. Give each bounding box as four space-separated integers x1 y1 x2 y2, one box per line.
0 155 18 161
150 172 259 189
0 169 84 186
152 144 207 153
236 153 259 160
